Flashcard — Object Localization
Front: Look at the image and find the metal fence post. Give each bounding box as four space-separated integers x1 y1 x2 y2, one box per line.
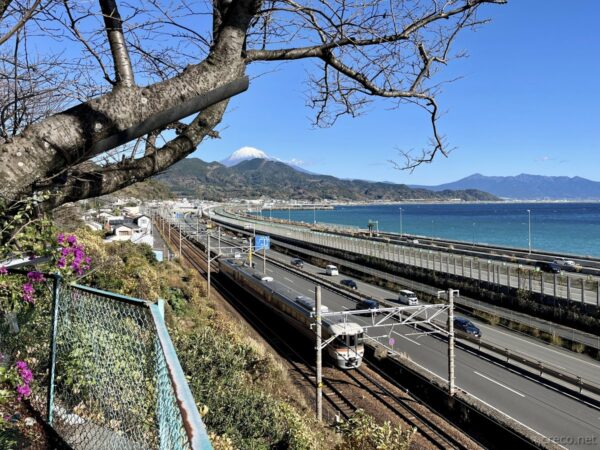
567 277 571 301
581 278 585 305
47 273 62 425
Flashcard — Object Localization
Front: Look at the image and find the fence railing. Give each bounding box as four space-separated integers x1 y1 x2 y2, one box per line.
1 270 212 450
214 210 600 307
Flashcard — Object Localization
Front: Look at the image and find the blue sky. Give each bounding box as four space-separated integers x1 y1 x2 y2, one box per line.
191 1 600 185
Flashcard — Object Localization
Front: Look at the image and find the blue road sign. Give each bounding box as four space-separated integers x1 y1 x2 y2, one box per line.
255 235 270 251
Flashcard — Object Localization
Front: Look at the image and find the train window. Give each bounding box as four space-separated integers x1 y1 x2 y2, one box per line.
348 335 356 347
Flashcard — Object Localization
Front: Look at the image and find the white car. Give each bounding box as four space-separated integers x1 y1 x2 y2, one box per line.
234 252 242 259
325 265 339 276
253 273 273 282
398 290 419 306
553 258 576 269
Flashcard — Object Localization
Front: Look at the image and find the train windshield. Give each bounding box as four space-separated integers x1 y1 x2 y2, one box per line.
339 332 363 348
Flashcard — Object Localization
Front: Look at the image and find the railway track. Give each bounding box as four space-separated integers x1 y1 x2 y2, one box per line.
347 368 470 449
157 218 476 449
158 219 356 422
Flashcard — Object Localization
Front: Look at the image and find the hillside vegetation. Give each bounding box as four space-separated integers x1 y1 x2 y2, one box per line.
155 158 499 202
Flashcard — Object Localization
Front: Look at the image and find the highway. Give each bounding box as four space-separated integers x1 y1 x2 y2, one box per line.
177 217 600 449
215 210 600 306
256 259 600 449
193 220 600 390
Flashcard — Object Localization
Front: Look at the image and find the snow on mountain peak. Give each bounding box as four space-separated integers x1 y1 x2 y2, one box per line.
221 147 269 166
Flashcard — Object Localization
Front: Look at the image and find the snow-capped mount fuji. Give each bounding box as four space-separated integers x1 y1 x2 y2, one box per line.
220 147 270 167
220 146 313 173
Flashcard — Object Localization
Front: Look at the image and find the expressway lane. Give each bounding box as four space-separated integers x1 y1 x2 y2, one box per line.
215 211 600 306
185 219 600 388
178 218 600 448
261 242 600 388
256 259 600 449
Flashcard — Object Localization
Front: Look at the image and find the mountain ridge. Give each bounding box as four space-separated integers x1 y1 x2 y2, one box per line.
155 157 499 202
410 174 600 200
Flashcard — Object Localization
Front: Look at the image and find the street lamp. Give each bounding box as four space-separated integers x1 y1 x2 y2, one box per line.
399 207 403 238
313 204 316 224
527 209 532 254
472 222 476 246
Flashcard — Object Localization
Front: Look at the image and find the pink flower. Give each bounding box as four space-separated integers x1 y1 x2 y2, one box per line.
16 384 31 401
27 271 45 283
22 283 35 304
57 233 65 245
15 361 33 384
66 235 77 245
0 266 7 275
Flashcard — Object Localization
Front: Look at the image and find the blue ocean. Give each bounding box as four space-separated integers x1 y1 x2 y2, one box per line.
263 203 600 258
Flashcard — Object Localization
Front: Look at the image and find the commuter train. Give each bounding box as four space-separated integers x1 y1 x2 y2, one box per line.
219 258 364 369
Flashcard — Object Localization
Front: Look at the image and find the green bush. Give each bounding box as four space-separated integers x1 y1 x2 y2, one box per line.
335 410 415 449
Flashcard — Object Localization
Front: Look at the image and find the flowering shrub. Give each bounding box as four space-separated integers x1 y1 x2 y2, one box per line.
55 234 91 277
0 361 33 407
0 232 91 425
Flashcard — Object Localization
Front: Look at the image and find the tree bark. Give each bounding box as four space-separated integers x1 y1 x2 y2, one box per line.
0 0 259 206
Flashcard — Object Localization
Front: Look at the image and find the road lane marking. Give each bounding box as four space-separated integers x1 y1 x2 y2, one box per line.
283 277 294 284
392 331 421 346
473 371 525 398
477 323 600 370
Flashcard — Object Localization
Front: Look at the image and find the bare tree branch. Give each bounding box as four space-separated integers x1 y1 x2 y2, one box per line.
99 0 135 86
0 0 506 217
0 0 42 46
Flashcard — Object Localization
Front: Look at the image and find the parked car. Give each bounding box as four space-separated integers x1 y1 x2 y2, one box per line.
553 258 576 270
398 290 419 306
356 299 380 314
234 252 242 259
325 265 339 276
535 261 561 274
453 317 481 339
340 279 358 290
290 258 304 268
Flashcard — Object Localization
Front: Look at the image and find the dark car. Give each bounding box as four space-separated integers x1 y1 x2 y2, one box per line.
290 258 304 268
340 279 358 290
453 317 481 339
535 261 561 274
356 299 380 314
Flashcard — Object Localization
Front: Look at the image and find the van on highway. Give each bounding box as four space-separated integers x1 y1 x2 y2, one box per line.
325 265 339 276
398 290 419 306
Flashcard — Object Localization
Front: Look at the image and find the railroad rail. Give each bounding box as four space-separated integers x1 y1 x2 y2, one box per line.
157 217 477 450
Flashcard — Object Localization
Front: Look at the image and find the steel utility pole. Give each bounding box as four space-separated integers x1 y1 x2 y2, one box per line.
218 226 221 253
438 288 457 396
447 289 458 396
527 209 532 254
263 247 266 275
315 285 323 421
179 220 182 259
399 207 403 238
207 231 211 301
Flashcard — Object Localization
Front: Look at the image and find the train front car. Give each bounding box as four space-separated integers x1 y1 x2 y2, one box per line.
325 321 365 369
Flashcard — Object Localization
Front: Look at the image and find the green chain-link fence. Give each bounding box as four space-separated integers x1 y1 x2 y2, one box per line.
2 271 211 450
